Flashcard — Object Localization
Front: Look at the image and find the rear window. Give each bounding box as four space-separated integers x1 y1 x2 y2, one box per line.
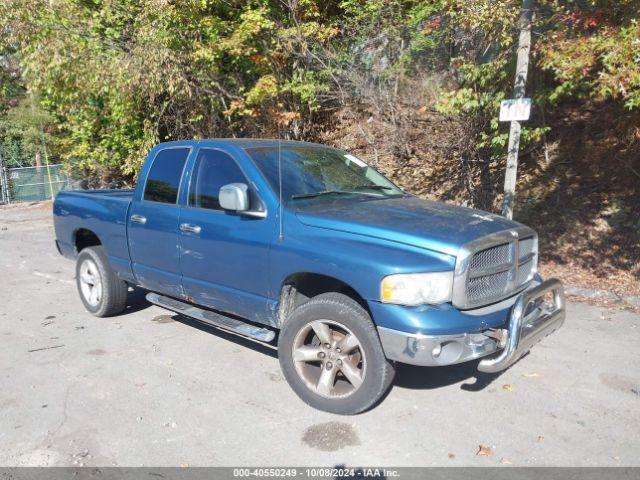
144 148 190 203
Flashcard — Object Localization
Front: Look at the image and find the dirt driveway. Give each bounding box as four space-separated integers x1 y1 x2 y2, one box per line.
1 202 639 466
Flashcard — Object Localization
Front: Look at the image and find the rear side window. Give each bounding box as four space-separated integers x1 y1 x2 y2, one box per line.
144 148 190 203
189 149 247 210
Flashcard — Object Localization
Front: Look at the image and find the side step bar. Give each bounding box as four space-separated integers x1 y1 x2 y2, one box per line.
146 292 276 343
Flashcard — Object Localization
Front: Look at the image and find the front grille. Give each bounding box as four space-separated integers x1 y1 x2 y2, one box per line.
467 270 510 304
470 243 510 270
454 229 538 309
516 258 535 286
519 237 535 259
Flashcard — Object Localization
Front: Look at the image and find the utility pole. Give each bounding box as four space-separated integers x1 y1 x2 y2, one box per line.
0 150 9 205
501 0 534 219
41 128 55 200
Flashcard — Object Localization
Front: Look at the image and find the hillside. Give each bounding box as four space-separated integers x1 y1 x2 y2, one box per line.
323 100 640 307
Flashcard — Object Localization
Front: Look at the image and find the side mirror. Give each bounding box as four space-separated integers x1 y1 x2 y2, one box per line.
219 183 250 212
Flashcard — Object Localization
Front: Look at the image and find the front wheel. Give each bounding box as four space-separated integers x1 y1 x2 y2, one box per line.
278 292 395 415
76 246 128 317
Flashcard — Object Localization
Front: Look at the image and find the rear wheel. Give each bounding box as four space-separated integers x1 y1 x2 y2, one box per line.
76 246 127 317
278 292 395 414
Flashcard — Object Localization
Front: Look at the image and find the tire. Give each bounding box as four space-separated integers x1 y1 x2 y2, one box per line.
278 292 395 415
75 246 128 317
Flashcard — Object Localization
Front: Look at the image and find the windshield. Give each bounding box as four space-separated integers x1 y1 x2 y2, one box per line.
245 145 404 203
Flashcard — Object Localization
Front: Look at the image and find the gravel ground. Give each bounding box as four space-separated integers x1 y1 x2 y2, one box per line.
1 202 639 467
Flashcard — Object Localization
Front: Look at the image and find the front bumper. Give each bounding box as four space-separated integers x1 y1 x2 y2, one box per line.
477 278 565 372
377 278 565 371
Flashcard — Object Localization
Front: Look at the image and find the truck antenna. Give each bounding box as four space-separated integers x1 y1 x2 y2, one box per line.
278 135 284 241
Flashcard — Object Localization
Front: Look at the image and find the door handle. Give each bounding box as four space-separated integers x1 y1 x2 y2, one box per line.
180 223 202 234
131 214 147 225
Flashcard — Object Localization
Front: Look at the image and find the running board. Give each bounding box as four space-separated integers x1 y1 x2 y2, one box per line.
146 292 276 343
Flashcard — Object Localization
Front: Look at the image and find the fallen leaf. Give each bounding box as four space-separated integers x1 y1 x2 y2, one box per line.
502 384 513 392
477 445 493 456
523 372 542 378
448 453 455 459
500 458 512 465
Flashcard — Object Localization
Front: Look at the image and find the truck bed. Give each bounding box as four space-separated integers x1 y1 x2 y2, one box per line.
53 188 136 282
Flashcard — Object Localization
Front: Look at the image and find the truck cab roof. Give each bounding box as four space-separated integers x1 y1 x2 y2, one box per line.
154 138 329 150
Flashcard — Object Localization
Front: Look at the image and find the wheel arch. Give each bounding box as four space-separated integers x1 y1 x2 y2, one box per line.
74 228 102 254
277 272 372 327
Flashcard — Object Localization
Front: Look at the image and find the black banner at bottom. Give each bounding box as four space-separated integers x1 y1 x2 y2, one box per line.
0 468 638 480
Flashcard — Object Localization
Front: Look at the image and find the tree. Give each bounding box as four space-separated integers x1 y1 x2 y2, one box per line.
0 93 52 167
0 0 637 188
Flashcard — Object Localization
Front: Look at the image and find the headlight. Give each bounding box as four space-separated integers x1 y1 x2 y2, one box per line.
380 271 453 306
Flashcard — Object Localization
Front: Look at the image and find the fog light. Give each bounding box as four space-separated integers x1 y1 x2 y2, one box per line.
499 329 508 348
432 343 442 358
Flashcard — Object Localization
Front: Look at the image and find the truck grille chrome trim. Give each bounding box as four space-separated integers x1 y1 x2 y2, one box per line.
452 226 538 310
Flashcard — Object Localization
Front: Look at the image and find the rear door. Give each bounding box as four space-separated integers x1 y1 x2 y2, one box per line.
178 147 275 323
128 146 191 297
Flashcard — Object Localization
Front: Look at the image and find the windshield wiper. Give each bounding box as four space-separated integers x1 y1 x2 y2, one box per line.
291 190 355 200
291 186 398 200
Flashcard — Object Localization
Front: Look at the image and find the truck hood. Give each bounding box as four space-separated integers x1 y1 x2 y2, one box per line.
295 196 525 257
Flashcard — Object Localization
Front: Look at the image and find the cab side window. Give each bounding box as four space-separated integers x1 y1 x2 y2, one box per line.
189 149 247 210
144 148 190 204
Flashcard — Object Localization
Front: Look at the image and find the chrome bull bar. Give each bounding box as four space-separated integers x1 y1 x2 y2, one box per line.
477 278 565 373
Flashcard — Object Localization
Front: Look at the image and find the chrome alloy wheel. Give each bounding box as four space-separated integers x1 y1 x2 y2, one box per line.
79 258 102 307
291 320 366 398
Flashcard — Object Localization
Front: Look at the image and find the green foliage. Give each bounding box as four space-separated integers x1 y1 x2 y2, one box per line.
0 0 342 178
539 12 640 109
0 0 638 178
437 0 639 156
0 93 53 167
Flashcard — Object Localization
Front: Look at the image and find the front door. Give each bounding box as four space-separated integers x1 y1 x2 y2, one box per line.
128 146 191 297
178 148 275 324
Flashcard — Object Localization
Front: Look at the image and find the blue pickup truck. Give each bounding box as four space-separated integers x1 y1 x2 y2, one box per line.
53 139 565 414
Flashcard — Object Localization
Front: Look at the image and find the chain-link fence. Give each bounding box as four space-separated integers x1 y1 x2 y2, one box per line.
0 164 76 204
